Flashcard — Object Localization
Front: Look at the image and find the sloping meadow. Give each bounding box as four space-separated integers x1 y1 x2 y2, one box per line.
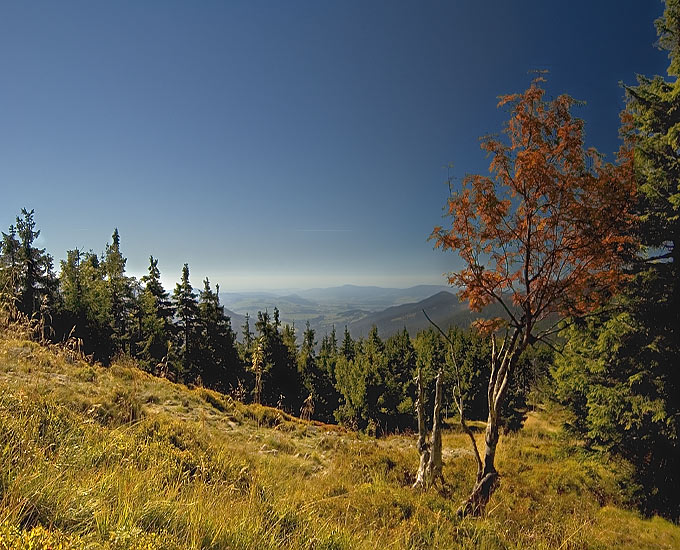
0 335 678 549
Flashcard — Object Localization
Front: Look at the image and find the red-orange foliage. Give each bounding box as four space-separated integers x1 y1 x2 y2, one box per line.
432 78 635 341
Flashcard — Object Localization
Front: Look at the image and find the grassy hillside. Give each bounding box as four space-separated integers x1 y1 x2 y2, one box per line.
0 332 678 549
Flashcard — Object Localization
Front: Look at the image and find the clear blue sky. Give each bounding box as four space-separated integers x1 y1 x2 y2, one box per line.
0 1 668 291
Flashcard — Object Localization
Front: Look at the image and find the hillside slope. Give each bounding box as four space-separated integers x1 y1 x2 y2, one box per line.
0 332 678 549
347 291 510 338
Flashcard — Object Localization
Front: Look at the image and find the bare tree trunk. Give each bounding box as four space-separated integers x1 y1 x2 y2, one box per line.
457 330 522 517
426 368 444 485
413 366 445 490
412 368 431 489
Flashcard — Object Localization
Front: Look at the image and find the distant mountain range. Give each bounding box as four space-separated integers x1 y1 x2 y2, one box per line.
220 285 507 342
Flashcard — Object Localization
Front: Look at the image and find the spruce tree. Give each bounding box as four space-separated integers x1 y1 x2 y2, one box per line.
11 209 56 320
103 228 133 353
300 323 340 422
254 310 301 410
58 248 112 361
198 279 242 391
0 225 20 314
384 328 418 431
341 325 355 361
139 256 174 373
553 1 680 520
172 263 200 382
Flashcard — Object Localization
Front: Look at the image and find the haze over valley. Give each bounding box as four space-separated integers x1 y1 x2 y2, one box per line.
217 284 497 339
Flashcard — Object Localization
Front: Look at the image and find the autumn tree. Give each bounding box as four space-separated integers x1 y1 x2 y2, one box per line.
431 77 635 515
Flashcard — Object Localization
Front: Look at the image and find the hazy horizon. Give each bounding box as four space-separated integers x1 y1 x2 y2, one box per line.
2 1 666 291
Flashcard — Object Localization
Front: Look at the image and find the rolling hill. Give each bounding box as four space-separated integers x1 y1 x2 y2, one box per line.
347 291 510 338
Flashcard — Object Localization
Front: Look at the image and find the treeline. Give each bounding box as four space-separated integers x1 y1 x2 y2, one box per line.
0 211 550 433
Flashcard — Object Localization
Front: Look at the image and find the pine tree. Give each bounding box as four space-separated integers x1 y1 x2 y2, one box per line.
298 321 337 421
553 1 680 521
138 256 174 373
0 225 20 315
103 228 133 353
240 313 254 359
384 328 418 431
341 325 355 361
254 310 301 410
58 248 112 361
9 209 57 321
198 279 242 391
172 264 200 382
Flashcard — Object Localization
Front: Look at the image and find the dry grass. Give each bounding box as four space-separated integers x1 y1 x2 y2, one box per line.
0 330 678 549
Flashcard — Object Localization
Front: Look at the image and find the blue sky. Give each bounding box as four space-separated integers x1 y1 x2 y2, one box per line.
0 1 668 291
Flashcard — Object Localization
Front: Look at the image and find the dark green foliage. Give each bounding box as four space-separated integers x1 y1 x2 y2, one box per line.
0 224 21 310
138 256 175 372
253 310 302 411
553 307 680 520
0 209 56 321
316 327 342 422
334 327 418 434
501 345 552 432
298 322 337 422
383 328 418 431
57 248 113 362
341 325 355 361
447 328 489 421
553 1 680 521
103 229 135 354
412 327 540 432
172 264 201 382
198 279 243 391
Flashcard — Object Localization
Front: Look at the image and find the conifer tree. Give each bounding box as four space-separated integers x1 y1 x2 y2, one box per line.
298 321 337 421
554 0 680 520
138 256 174 373
0 225 20 314
341 325 355 361
172 263 200 382
4 209 57 321
240 313 253 359
384 328 418 431
58 248 112 360
198 278 242 391
103 228 133 353
254 310 301 410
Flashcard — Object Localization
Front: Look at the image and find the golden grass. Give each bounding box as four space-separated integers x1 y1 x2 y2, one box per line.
0 331 678 549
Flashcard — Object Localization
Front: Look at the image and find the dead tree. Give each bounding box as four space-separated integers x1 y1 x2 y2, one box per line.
412 366 444 489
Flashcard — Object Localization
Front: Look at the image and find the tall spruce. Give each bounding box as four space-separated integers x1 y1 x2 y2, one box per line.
58 249 112 361
0 225 20 314
139 256 174 373
172 264 200 382
554 0 680 521
103 228 133 353
254 310 301 410
298 321 336 421
5 209 57 321
198 279 242 391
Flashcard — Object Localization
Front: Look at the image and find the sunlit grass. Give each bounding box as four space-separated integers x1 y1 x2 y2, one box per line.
0 332 678 549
